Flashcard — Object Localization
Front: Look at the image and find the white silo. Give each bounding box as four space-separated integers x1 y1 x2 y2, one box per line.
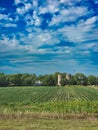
58 74 62 86
66 74 71 80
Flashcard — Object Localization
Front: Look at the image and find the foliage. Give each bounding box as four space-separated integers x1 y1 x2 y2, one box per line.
0 72 98 87
74 73 88 85
88 75 97 85
0 73 9 87
60 79 69 86
42 74 55 86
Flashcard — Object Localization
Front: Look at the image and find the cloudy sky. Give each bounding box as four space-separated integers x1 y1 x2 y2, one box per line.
0 0 98 75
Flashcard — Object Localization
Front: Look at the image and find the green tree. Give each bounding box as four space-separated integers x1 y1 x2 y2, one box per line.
69 76 77 85
60 79 69 86
43 75 55 86
0 73 9 87
87 75 97 86
74 73 87 86
9 74 22 86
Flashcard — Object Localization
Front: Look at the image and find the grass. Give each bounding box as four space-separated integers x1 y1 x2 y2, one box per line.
0 86 98 129
0 118 98 130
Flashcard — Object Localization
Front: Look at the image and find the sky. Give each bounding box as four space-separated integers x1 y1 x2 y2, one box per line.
0 0 98 75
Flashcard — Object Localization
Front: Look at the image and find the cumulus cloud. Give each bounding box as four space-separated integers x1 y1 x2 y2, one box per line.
0 36 19 51
85 16 97 25
16 3 32 15
39 0 59 14
0 0 98 75
0 14 9 20
33 0 38 7
49 6 88 26
59 0 81 5
14 0 28 5
0 23 17 27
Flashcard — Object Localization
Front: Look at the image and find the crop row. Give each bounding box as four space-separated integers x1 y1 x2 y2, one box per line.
0 86 98 114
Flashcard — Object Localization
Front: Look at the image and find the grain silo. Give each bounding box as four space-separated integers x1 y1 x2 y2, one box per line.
66 74 71 80
58 74 62 86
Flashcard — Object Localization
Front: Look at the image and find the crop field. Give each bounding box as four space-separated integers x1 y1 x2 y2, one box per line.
0 86 98 113
0 86 98 130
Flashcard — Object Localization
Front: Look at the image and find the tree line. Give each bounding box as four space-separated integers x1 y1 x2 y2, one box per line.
0 72 98 87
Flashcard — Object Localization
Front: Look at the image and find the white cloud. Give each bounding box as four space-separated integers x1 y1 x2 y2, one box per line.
0 0 98 75
85 16 97 25
3 23 17 27
0 36 19 49
57 25 84 43
0 14 8 20
76 43 96 52
59 0 81 5
25 3 32 11
25 14 34 26
47 1 59 13
16 3 32 15
39 7 48 14
32 11 41 26
49 6 88 26
38 33 51 42
14 0 21 4
34 17 41 26
23 30 56 47
85 43 96 49
33 0 38 7
15 0 28 5
56 14 97 44
0 13 15 23
38 0 59 15
16 7 26 15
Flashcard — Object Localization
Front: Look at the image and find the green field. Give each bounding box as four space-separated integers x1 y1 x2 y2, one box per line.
0 86 98 130
0 86 98 113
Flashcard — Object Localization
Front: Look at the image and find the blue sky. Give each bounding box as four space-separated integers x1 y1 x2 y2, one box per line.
0 0 98 75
